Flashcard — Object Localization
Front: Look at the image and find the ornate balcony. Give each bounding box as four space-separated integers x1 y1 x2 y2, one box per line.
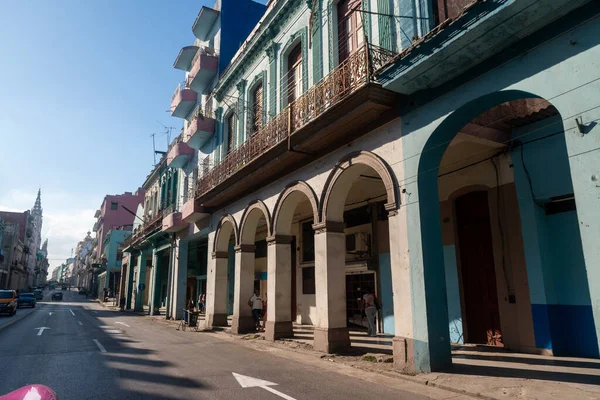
167 134 194 169
192 6 219 41
173 45 199 71
195 44 398 209
162 203 187 233
170 83 197 118
187 48 218 95
182 188 210 223
186 105 216 150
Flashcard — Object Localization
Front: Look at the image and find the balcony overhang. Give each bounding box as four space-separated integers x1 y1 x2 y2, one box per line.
186 115 216 149
192 6 220 41
377 0 589 96
173 46 199 71
181 198 210 223
188 53 218 95
170 87 197 118
162 212 188 233
197 84 400 209
167 142 194 169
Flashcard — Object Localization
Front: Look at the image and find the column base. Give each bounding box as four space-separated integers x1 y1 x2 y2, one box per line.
393 336 416 373
206 313 228 328
313 327 350 353
231 315 256 334
264 321 294 341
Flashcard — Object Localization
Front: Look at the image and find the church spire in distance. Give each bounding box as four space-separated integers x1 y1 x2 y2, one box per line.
33 188 42 213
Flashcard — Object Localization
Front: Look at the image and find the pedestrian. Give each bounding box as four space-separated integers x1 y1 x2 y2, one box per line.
361 287 378 337
199 293 206 314
248 289 264 331
187 298 195 312
103 287 109 302
119 296 126 312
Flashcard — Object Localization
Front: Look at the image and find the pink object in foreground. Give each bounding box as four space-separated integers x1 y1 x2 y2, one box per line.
0 385 58 400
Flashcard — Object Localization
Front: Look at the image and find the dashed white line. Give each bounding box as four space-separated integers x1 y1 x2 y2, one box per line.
78 321 83 326
69 309 75 316
93 339 106 353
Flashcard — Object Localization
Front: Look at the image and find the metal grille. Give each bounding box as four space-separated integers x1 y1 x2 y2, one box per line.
195 44 394 199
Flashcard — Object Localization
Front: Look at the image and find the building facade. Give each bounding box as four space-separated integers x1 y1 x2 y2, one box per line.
117 0 600 375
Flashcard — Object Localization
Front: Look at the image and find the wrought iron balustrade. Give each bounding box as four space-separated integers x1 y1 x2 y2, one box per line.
194 43 396 199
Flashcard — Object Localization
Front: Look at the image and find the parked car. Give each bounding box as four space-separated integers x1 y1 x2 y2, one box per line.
0 290 18 316
17 293 36 308
33 289 44 300
51 291 63 301
78 287 87 295
61 285 68 291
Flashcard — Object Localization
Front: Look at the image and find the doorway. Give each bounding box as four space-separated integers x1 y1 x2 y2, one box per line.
455 191 502 346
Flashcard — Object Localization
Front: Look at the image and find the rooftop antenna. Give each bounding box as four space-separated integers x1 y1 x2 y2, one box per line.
156 120 175 148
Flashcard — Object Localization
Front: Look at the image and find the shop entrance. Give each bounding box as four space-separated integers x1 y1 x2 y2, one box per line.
346 272 375 329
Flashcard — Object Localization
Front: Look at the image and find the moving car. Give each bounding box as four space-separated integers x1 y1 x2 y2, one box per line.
33 289 44 300
17 293 36 308
51 291 63 301
0 290 18 316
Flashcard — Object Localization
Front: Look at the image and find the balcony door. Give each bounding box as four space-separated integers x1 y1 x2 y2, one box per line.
251 83 263 135
226 113 235 155
337 0 363 64
287 44 302 105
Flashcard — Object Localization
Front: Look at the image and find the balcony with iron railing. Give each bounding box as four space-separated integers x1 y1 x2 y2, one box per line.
170 82 198 118
186 103 216 150
162 199 187 233
193 43 398 209
187 47 218 95
166 131 194 169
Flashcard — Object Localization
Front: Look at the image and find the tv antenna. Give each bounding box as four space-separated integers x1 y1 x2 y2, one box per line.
156 120 175 149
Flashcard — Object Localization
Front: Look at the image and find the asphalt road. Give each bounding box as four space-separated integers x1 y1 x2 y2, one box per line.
0 289 453 400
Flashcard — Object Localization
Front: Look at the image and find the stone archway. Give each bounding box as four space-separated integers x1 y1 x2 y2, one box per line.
267 181 320 341
233 200 271 334
206 214 239 328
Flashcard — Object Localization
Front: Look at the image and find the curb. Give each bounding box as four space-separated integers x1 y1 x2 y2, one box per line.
0 307 38 332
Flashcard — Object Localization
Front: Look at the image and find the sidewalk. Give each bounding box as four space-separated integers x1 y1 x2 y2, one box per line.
96 304 600 400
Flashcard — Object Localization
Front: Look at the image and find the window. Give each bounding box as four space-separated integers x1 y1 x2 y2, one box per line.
346 234 356 252
226 113 235 154
110 202 118 210
251 83 263 135
287 44 302 104
337 0 363 63
301 221 315 262
302 266 315 294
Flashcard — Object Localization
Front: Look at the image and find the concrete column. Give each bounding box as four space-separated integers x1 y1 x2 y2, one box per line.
171 240 188 320
165 245 174 319
231 244 256 334
124 251 137 310
205 252 229 328
149 249 160 315
312 221 350 353
265 235 294 341
134 250 149 312
564 116 600 352
387 207 417 373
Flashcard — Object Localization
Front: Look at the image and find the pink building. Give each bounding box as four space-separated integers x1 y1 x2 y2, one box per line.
93 190 145 260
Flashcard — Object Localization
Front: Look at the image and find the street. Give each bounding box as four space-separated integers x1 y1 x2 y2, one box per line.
0 289 451 400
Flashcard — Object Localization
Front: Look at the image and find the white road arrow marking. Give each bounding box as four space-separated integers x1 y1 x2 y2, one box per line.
115 322 130 327
78 321 83 326
48 312 52 316
35 327 50 336
232 373 296 400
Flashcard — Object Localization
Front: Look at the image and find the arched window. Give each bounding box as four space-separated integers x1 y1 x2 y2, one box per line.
287 44 302 104
337 0 363 63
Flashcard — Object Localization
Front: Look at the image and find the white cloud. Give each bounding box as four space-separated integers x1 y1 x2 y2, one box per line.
0 188 97 277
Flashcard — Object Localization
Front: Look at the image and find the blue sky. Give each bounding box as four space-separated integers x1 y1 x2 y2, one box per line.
0 0 264 274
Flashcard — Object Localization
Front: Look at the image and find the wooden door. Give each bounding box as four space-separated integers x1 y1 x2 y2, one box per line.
251 84 263 135
337 0 364 63
455 191 503 346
